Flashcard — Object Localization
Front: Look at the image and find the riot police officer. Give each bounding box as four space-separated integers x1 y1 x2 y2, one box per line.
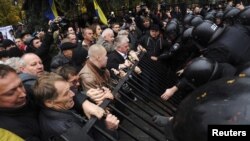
192 20 250 67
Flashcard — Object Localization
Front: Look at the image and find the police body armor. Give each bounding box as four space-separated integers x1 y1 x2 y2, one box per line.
192 20 250 66
173 76 250 141
207 25 250 66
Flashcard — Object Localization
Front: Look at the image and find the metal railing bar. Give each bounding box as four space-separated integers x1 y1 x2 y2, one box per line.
108 105 164 141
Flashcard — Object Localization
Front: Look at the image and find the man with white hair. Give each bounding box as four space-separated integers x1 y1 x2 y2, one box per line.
4 57 23 74
96 28 115 53
107 36 141 77
107 36 131 71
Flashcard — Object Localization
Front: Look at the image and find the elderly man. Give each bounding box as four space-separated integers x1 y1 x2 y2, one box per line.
33 72 119 141
19 53 44 82
107 36 141 78
107 36 141 102
107 36 132 79
18 53 44 100
107 36 131 71
0 64 41 140
96 28 115 53
19 53 44 77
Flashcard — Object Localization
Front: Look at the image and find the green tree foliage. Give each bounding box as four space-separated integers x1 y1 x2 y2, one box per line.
0 0 22 26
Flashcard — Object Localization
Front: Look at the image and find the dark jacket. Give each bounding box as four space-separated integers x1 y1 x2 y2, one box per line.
0 102 41 141
107 50 125 70
38 91 115 141
107 50 127 80
72 45 88 73
128 28 142 51
50 53 71 72
39 108 94 141
139 35 166 57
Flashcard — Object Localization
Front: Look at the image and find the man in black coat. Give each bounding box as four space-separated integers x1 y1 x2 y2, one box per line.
107 36 138 103
107 36 132 76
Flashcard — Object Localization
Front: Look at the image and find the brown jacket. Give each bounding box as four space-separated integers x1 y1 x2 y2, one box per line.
79 60 110 90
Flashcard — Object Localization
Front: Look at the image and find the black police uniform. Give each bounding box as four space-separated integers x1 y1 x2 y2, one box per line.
204 25 250 67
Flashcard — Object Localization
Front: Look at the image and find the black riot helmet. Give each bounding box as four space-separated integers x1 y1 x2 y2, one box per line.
166 19 180 40
190 15 203 27
182 27 193 41
182 57 220 87
192 20 225 47
215 11 224 27
223 7 240 25
237 6 250 26
208 9 217 15
183 14 194 28
215 11 224 19
204 12 215 22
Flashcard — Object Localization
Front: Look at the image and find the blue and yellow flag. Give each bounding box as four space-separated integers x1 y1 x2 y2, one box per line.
93 0 108 25
45 0 58 20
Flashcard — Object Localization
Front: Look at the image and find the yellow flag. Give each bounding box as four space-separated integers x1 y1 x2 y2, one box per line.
51 0 58 18
93 0 108 25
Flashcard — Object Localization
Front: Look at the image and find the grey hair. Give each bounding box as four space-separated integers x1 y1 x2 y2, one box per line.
114 36 129 49
101 28 114 38
4 57 24 73
117 30 129 37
